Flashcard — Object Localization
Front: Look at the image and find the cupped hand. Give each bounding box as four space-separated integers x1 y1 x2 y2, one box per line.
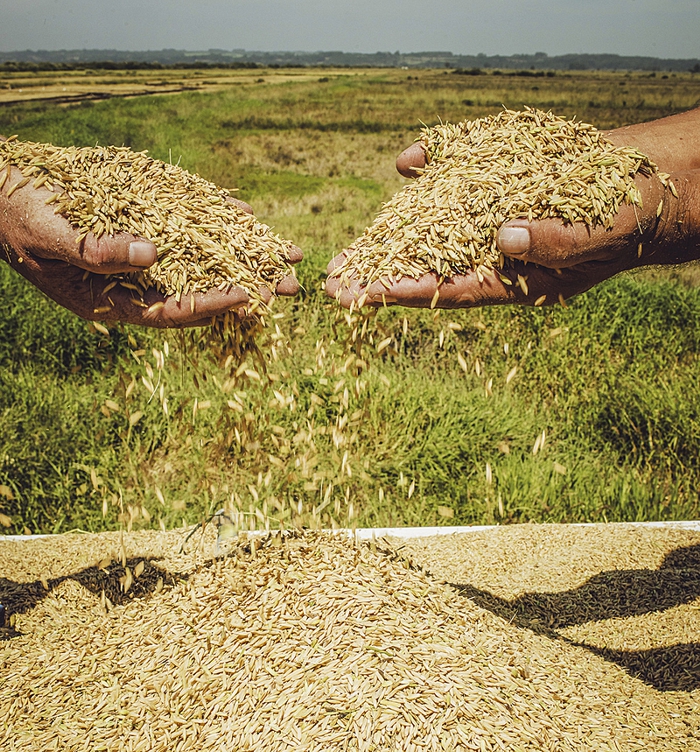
326 248 638 309
493 109 700 280
0 164 302 327
329 108 700 309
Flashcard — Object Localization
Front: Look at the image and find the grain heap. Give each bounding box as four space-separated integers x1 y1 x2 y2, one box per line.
0 136 297 305
331 108 659 289
2 525 698 751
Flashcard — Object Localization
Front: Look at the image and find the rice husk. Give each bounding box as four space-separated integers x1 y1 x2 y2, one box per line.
1 523 698 750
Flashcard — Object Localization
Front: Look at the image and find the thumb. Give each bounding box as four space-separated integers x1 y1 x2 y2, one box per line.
1 163 159 273
495 209 644 269
74 232 157 274
495 172 681 268
495 219 600 268
396 142 427 178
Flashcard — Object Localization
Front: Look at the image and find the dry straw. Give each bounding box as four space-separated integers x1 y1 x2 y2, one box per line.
332 108 661 288
0 137 297 303
1 525 698 751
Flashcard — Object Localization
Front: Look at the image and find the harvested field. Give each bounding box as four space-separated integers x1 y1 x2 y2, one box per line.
1 523 698 750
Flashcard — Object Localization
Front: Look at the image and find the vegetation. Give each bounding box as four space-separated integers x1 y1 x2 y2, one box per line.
2 49 700 73
1 68 700 534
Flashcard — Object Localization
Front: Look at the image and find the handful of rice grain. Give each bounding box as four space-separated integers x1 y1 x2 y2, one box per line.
333 108 660 288
0 137 297 304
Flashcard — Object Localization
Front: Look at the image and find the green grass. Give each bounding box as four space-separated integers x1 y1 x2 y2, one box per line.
1 68 700 534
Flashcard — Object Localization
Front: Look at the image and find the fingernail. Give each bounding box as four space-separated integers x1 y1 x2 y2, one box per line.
396 143 427 177
128 241 156 267
287 245 303 263
496 225 530 255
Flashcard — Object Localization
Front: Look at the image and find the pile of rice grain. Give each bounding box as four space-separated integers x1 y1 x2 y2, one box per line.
0 137 297 303
1 526 698 751
333 108 660 288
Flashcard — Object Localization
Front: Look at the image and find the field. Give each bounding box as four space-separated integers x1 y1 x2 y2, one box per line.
1 67 700 535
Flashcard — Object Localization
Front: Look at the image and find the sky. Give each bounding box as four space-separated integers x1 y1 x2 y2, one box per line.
1 0 699 59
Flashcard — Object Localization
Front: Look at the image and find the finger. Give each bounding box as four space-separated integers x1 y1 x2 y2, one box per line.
325 273 367 308
80 280 254 328
325 251 364 304
496 208 647 269
13 252 257 328
496 219 597 268
136 286 255 327
76 233 157 273
324 256 636 310
495 173 667 268
324 275 340 300
325 268 514 309
326 251 349 276
1 170 158 273
287 245 303 264
362 270 523 309
226 196 254 215
275 274 300 296
325 247 519 308
396 142 428 178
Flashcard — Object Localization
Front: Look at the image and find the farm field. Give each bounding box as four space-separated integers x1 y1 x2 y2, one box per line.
0 66 344 106
1 67 700 535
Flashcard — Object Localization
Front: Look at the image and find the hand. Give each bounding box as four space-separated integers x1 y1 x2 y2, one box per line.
0 163 302 327
327 109 700 309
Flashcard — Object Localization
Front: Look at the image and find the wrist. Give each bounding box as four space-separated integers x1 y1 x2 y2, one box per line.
605 108 700 175
645 170 700 266
0 162 18 254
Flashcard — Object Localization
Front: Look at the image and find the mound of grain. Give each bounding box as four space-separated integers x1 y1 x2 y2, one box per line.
333 108 659 288
1 526 698 751
0 137 297 302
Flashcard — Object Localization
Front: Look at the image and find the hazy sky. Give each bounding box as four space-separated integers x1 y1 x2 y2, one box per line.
1 0 699 59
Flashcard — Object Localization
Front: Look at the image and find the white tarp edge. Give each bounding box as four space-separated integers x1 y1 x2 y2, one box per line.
3 519 700 543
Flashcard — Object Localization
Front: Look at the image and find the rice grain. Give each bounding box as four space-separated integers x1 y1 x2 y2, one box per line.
332 108 657 289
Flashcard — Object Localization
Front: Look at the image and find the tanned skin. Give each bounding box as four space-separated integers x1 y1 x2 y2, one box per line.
326 109 700 309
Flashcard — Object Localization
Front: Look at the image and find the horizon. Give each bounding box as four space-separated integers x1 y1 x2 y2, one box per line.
2 48 698 71
2 1 698 61
0 47 698 60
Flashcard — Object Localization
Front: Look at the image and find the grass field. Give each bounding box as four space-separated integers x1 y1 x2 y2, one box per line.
1 67 700 535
